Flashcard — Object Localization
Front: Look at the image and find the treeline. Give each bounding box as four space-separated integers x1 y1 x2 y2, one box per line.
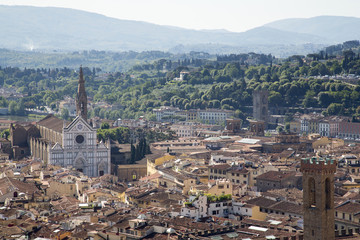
96 124 175 144
324 40 360 56
217 53 273 65
4 46 360 121
130 138 151 164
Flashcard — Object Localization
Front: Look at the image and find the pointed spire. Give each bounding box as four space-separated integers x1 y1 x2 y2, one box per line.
79 65 84 83
76 65 88 121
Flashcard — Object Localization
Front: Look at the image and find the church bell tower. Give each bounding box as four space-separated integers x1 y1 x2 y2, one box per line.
300 157 336 240
76 66 87 120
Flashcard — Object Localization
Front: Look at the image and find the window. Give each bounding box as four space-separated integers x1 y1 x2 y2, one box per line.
75 135 85 144
325 178 331 209
309 177 316 207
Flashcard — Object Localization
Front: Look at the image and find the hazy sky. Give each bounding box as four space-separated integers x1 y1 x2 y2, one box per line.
1 0 360 32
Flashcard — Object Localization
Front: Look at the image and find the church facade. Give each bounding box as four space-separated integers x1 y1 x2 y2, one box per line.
30 66 110 177
49 115 110 177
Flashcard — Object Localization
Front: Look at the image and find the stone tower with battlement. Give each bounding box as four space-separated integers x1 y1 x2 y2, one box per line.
300 157 336 240
253 90 268 124
76 66 87 121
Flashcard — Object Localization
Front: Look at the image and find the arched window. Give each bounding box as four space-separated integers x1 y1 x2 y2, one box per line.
309 177 316 207
325 178 331 209
75 158 86 173
132 170 137 181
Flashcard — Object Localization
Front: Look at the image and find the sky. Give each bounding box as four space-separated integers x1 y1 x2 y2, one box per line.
1 0 360 32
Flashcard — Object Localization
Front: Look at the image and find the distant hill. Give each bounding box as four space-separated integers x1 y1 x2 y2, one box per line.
0 5 358 55
265 16 360 42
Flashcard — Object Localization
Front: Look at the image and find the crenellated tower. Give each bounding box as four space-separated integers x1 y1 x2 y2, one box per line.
300 157 336 240
76 66 87 120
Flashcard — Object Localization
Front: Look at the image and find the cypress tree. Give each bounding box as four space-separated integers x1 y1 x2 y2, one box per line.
130 142 136 164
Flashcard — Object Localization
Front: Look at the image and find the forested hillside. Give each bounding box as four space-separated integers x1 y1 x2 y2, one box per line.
1 48 360 123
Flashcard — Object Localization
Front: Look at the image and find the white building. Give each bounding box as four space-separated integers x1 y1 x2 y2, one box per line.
170 123 196 137
319 121 330 137
46 67 110 177
153 106 234 124
153 106 180 122
180 194 232 220
49 115 110 177
198 109 234 124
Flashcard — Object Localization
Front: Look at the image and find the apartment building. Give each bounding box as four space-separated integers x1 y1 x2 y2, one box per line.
153 106 234 124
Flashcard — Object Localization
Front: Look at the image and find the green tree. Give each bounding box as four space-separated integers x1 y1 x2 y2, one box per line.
101 122 110 129
303 90 318 108
325 103 344 116
60 108 70 120
1 129 10 139
8 101 17 115
130 142 136 164
268 91 283 106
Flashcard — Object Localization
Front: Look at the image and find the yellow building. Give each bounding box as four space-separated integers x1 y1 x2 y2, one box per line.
147 154 175 176
289 121 300 134
47 181 78 198
312 137 344 150
208 179 232 196
116 164 147 182
249 205 267 221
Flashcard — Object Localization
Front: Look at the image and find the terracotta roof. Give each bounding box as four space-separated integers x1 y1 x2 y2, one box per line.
246 197 277 208
0 177 40 197
208 164 231 170
228 166 249 174
160 168 191 181
36 114 65 133
336 202 360 214
256 171 296 182
269 201 303 215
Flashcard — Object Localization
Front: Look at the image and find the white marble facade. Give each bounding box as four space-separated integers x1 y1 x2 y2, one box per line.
49 115 110 177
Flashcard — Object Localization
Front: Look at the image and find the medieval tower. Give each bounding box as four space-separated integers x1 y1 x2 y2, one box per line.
253 90 268 123
300 157 336 240
76 66 88 120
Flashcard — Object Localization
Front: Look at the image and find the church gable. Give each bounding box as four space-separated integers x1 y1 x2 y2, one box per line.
97 141 108 149
65 116 93 133
52 142 63 151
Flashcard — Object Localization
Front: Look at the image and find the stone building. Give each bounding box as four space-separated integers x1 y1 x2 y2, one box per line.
300 157 336 240
224 119 242 135
255 170 301 192
30 66 110 177
10 123 40 160
253 90 268 123
248 119 265 136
